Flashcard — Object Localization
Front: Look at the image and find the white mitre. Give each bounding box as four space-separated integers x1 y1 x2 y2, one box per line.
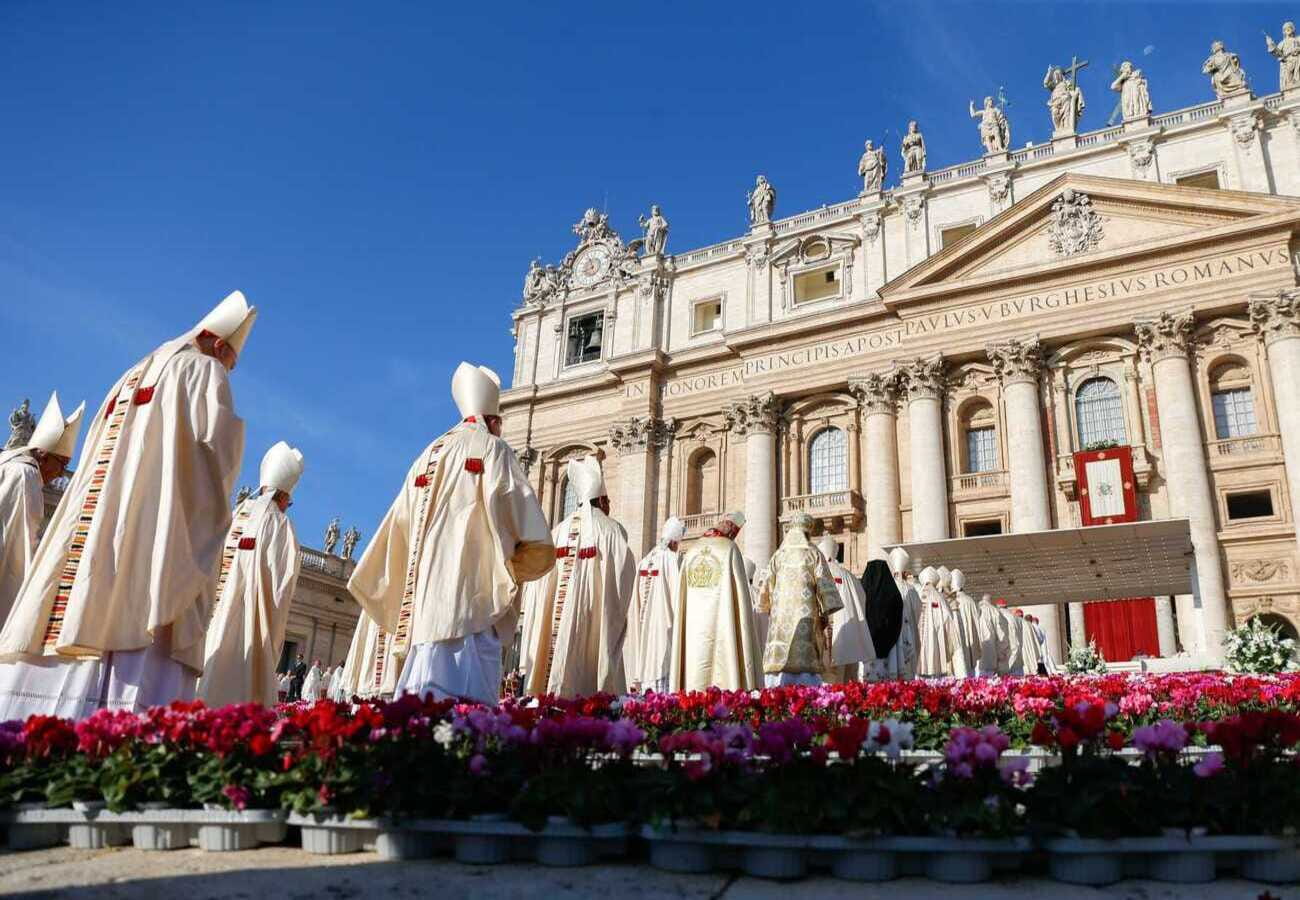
27 391 86 459
194 290 258 355
721 510 747 528
451 362 501 419
919 566 938 586
950 568 966 591
815 534 837 560
259 440 305 495
567 455 606 503
661 516 686 543
888 546 910 577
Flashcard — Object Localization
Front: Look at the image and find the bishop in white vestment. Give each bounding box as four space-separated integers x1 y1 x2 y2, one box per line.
815 534 874 683
755 516 843 688
0 292 254 720
628 516 684 693
669 512 763 692
349 363 554 706
886 548 921 679
974 593 1007 676
916 567 967 677
197 441 304 708
1012 609 1041 675
520 456 636 697
337 611 401 700
0 393 84 626
948 568 985 676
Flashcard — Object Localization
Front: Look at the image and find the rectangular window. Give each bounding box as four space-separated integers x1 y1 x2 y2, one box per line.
1212 388 1257 439
792 264 841 305
965 426 998 474
940 223 977 248
964 520 1003 537
1176 170 1220 189
1226 490 1274 520
691 298 723 335
565 311 604 367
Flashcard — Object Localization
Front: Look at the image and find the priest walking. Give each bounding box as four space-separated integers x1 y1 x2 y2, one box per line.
628 516 685 693
755 514 842 688
520 456 636 696
197 441 304 708
0 291 255 720
815 534 873 682
349 363 554 705
0 393 84 626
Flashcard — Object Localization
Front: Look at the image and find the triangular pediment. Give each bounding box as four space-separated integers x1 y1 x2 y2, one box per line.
881 174 1300 305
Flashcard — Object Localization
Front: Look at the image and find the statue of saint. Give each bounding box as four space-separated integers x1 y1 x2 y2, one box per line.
4 398 35 450
1202 40 1249 98
342 525 360 561
900 120 926 174
747 175 775 225
1110 61 1151 120
638 205 669 256
1266 22 1300 92
234 485 253 505
324 516 341 556
857 139 886 193
968 97 1010 154
1044 65 1086 133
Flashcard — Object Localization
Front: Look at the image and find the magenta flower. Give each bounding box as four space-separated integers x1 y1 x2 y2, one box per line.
1193 751 1225 778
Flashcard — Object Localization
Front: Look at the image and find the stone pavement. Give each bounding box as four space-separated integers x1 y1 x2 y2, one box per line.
0 847 1284 899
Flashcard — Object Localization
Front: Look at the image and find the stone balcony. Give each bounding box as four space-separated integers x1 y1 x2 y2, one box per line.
1055 446 1155 500
681 512 721 539
1206 433 1283 470
949 470 1009 499
298 547 355 585
779 490 864 532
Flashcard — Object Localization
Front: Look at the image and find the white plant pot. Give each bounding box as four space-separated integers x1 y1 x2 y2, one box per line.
641 825 715 874
375 828 434 861
67 822 114 850
534 819 598 867
924 850 992 884
740 845 805 880
300 825 363 855
1045 839 1125 886
1240 846 1300 884
1147 849 1215 883
830 848 897 882
132 822 188 851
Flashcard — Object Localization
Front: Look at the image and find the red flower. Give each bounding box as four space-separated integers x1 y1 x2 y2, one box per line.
1106 730 1126 751
248 733 273 756
1030 721 1055 747
1057 727 1080 751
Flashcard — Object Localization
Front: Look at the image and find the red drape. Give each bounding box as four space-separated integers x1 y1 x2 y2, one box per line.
1074 446 1160 662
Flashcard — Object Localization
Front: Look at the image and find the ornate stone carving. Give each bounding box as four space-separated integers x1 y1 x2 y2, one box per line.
1135 310 1196 363
4 398 35 450
522 258 565 307
858 211 883 244
1231 558 1291 584
848 371 900 416
324 517 341 556
342 525 360 561
745 243 770 270
234 485 253 505
521 208 643 305
896 356 947 401
748 175 776 225
901 120 926 174
1249 290 1300 344
858 139 887 194
1110 61 1151 120
1229 112 1261 147
638 205 669 256
985 172 1011 208
608 416 678 455
1047 189 1104 257
1127 138 1156 173
987 337 1045 385
1266 21 1300 92
1202 40 1249 98
724 392 782 436
901 194 925 229
969 96 1010 154
1044 58 1087 133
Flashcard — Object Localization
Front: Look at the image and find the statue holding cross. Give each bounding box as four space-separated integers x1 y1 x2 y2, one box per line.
1044 56 1088 134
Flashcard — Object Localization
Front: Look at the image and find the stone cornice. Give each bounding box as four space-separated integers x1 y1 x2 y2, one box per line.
848 371 901 416
987 336 1044 386
896 356 947 401
723 392 782 436
1135 309 1197 363
1249 290 1300 345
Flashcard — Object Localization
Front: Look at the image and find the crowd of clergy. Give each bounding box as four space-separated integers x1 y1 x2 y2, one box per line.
0 290 1057 721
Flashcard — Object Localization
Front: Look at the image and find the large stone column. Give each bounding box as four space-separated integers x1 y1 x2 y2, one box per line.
898 356 949 541
725 392 781 569
988 337 1062 660
1135 310 1230 657
1252 291 1300 563
609 417 656 559
851 372 903 560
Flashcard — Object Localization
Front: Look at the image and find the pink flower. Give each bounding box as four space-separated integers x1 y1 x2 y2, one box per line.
468 753 489 776
221 784 251 811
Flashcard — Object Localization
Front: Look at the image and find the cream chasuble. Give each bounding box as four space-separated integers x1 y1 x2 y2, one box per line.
916 581 965 678
629 542 680 693
888 576 921 680
1015 615 1041 675
669 536 763 692
520 505 636 697
339 612 401 700
755 531 843 677
823 556 874 682
949 589 983 675
196 492 300 707
974 599 1006 676
1003 610 1025 674
348 420 553 703
0 343 243 674
0 450 44 627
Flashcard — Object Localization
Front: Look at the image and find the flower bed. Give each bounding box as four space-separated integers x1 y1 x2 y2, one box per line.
0 675 1298 882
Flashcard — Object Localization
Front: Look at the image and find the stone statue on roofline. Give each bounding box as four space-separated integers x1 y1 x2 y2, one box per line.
324 516 340 555
969 97 1010 154
1202 40 1249 98
4 399 34 450
901 120 926 174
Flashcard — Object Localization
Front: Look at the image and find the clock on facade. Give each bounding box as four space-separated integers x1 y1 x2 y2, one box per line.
570 244 612 288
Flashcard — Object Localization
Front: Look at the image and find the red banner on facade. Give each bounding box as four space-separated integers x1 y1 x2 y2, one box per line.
1073 446 1160 661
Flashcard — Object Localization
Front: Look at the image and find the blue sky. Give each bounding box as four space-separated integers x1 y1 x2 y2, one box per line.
0 1 1289 548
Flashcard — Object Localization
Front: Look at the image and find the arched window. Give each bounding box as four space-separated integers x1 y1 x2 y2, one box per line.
1209 361 1258 439
1074 377 1127 448
560 476 578 519
685 448 718 516
960 401 999 474
808 427 847 494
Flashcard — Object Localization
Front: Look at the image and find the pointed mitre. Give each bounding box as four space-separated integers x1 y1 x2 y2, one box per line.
259 440 305 495
451 362 501 419
27 391 86 459
567 455 606 504
661 516 686 543
195 290 258 355
936 565 951 589
815 534 837 560
720 510 746 529
888 546 910 576
919 565 938 586
950 567 966 590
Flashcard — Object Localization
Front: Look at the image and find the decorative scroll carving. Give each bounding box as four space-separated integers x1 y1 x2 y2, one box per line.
848 371 901 416
987 337 1045 386
896 356 947 401
724 392 782 436
1249 290 1300 344
1135 309 1196 363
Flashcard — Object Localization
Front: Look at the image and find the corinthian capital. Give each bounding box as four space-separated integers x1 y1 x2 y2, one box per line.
1249 290 1300 345
848 371 900 416
895 355 947 401
608 415 678 456
986 336 1044 386
724 391 782 436
1135 310 1196 364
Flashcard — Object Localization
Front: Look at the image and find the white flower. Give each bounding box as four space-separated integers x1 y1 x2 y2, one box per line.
866 718 914 759
433 722 456 748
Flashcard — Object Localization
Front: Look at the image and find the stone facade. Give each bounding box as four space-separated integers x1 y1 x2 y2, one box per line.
503 81 1300 662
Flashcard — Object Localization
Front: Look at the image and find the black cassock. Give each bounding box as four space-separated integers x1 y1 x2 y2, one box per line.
859 559 904 659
